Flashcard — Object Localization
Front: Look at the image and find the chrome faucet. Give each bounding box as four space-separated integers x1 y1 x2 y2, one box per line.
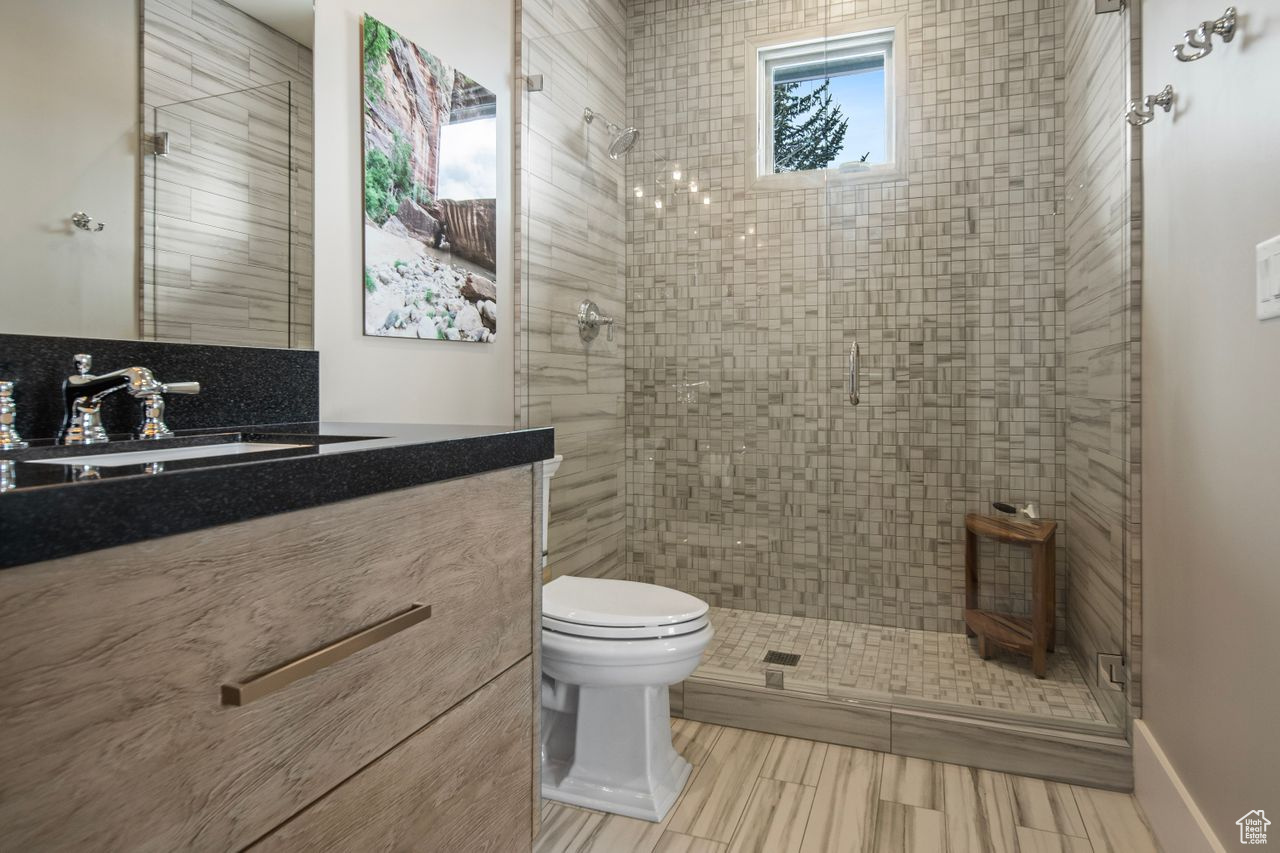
1 381 28 450
60 354 200 444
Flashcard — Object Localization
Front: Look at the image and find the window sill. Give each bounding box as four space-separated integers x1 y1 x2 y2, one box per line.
748 164 907 192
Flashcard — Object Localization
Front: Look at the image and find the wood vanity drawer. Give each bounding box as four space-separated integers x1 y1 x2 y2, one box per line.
0 465 534 852
251 659 534 853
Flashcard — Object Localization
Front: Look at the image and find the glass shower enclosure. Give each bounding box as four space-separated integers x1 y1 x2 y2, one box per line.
520 0 1138 744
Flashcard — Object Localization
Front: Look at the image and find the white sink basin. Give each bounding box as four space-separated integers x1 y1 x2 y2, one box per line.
29 442 308 467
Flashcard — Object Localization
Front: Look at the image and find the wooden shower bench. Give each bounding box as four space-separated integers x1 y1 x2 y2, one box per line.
963 513 1057 678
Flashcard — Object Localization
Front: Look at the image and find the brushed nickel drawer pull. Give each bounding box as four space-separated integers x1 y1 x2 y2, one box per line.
221 603 433 706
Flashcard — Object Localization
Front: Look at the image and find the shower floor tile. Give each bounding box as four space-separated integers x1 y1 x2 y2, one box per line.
695 607 1108 724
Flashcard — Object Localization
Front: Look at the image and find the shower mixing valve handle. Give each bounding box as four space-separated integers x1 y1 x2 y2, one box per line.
578 300 615 342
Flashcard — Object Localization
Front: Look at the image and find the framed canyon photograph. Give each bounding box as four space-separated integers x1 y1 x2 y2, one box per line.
360 13 498 342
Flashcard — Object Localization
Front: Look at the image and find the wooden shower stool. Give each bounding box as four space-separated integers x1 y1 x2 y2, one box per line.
963 513 1057 678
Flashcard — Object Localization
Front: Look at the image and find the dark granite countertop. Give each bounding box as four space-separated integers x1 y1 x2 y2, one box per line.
0 421 554 570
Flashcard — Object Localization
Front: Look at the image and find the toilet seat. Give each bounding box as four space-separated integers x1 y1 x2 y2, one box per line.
542 577 710 639
543 577 709 631
542 612 710 639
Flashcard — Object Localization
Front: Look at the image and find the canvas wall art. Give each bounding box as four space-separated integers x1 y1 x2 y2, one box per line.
361 14 498 342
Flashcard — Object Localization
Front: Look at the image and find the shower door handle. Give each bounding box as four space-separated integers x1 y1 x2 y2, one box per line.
848 342 860 405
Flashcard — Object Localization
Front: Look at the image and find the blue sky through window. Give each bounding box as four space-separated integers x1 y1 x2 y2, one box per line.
781 67 885 167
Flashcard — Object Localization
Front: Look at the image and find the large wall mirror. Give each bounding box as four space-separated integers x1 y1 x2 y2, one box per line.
0 0 314 349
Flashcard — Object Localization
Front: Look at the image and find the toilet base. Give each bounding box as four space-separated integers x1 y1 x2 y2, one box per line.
542 753 692 822
541 682 691 822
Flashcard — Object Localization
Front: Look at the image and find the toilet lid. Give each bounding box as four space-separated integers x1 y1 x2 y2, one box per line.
542 577 709 629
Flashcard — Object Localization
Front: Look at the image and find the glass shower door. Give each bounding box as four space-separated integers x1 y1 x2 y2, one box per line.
821 2 1134 733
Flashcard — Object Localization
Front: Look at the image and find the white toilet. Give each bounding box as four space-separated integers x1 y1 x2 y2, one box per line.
540 575 713 822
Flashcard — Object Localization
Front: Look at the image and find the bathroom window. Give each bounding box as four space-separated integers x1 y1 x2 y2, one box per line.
749 20 905 188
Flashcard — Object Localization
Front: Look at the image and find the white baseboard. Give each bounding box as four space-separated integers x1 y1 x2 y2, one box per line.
1133 719 1227 853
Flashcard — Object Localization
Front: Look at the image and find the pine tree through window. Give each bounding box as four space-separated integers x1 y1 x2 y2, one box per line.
773 80 849 173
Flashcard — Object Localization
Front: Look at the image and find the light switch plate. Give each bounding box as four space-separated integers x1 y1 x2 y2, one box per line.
1259 236 1280 321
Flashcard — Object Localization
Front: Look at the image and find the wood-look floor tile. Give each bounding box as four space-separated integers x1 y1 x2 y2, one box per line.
799 745 883 853
568 812 667 853
672 718 724 767
668 727 775 842
1072 785 1159 853
761 736 828 786
1015 826 1095 853
880 755 943 811
534 803 606 853
727 779 816 853
536 722 1160 853
1009 775 1088 837
941 765 1019 853
654 832 730 853
871 801 946 853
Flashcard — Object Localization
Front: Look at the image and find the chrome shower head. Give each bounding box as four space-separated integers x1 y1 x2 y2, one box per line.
608 126 640 159
584 107 640 159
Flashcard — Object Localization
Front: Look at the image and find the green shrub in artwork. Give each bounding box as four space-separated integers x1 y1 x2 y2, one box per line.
391 135 413 194
362 17 395 104
365 132 432 224
364 269 377 293
390 137 434 207
364 149 397 223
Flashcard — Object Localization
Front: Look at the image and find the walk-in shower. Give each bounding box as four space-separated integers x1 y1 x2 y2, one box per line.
520 0 1142 787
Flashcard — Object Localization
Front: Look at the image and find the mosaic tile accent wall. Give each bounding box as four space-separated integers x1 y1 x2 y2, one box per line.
624 0 1070 635
518 0 629 579
141 0 314 348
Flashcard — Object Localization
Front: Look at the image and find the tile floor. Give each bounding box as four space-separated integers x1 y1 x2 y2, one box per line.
696 608 1107 723
535 720 1160 853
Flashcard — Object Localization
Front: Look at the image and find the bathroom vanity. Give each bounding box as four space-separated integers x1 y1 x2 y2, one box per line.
0 338 553 851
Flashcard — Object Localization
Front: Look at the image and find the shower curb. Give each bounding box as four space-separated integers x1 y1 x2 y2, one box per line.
675 677 1133 791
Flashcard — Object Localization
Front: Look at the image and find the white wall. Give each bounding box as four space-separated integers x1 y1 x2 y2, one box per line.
0 0 138 340
313 0 515 425
1140 0 1280 846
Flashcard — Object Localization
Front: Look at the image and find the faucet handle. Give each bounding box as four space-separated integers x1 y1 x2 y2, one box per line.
161 381 201 395
134 380 199 439
1 380 30 450
74 354 93 376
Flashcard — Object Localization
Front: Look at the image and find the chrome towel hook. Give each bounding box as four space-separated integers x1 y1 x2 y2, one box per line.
70 212 105 232
1174 6 1237 62
1126 85 1175 127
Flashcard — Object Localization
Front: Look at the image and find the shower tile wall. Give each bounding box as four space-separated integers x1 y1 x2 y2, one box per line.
518 0 629 579
141 0 314 348
1062 0 1141 720
626 0 1069 635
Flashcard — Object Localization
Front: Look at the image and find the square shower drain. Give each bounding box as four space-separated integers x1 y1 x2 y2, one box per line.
763 650 801 667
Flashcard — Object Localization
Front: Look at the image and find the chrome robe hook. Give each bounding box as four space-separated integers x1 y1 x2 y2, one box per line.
1174 6 1237 61
1126 85 1175 127
70 212 105 232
